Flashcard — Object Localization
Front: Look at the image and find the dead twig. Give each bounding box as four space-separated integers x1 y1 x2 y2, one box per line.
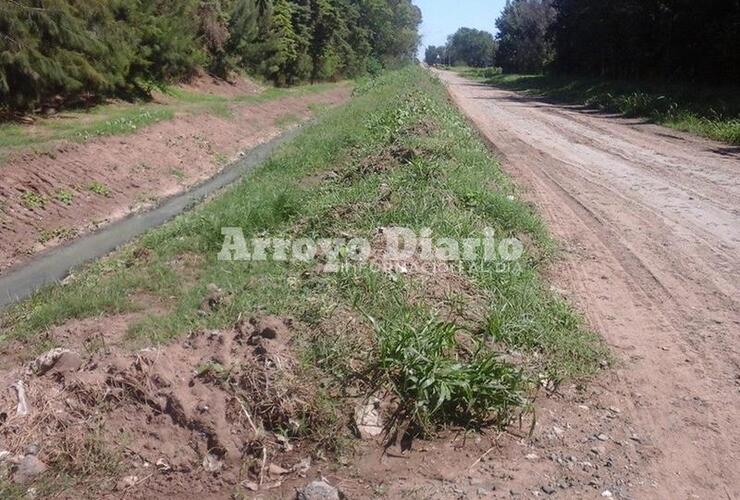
259 445 267 486
237 397 259 436
12 380 29 416
467 446 495 472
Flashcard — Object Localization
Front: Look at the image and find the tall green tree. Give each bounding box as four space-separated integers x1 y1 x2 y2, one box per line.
446 28 496 67
0 0 423 112
494 0 556 74
549 0 740 82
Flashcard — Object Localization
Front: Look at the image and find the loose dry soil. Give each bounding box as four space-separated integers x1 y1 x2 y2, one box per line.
429 69 740 499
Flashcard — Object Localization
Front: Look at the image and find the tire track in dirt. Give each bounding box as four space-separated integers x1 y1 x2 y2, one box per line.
436 69 740 499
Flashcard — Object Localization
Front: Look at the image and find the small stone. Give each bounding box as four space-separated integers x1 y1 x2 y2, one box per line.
602 490 613 497
541 485 556 495
297 480 340 500
354 397 383 439
242 481 259 491
292 457 311 476
525 453 539 460
24 444 40 456
553 426 565 436
597 434 609 441
28 348 82 376
202 453 222 473
477 487 490 496
116 475 138 491
268 463 289 476
13 455 47 484
591 446 607 456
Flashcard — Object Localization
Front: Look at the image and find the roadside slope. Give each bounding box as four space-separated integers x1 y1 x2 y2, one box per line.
0 81 350 274
436 69 740 498
0 68 609 499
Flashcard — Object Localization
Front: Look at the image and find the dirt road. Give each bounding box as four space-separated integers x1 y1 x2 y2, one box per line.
436 69 740 498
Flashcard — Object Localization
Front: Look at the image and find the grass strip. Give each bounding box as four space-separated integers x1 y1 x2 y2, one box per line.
1 66 606 450
457 67 740 145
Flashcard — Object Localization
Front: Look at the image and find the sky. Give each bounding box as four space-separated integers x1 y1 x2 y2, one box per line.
414 0 508 55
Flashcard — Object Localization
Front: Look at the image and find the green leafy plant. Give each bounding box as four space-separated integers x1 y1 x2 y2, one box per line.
55 189 75 205
88 181 111 197
20 191 46 209
375 317 526 430
39 227 78 244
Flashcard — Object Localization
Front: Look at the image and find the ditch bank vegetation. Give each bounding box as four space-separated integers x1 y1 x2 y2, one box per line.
0 67 606 498
0 74 351 274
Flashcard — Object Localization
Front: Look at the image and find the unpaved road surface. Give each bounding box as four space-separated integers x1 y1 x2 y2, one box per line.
437 70 740 498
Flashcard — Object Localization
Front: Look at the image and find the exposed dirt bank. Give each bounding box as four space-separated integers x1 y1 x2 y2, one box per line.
0 82 350 274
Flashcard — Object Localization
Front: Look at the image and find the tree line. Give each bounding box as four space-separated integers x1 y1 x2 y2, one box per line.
0 0 421 112
425 0 739 83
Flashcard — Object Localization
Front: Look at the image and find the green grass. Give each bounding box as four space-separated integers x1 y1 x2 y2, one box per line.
1 67 605 447
87 181 111 197
274 113 302 128
54 189 75 205
0 105 175 157
20 191 46 209
456 68 740 145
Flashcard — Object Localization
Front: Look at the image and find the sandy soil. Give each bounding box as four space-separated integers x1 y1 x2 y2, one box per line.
0 82 351 274
430 69 740 498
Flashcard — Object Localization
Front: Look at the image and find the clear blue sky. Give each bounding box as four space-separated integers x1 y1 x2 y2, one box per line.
414 0 508 55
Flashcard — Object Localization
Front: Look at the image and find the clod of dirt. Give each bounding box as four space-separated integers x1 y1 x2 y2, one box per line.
268 463 290 477
354 397 383 440
297 480 342 500
200 283 230 313
12 455 48 484
27 348 82 376
247 315 292 340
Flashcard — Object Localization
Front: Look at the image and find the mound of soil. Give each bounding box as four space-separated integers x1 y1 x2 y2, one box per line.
180 71 262 98
0 316 322 497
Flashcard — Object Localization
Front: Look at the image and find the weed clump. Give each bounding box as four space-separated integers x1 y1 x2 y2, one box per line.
375 317 526 431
